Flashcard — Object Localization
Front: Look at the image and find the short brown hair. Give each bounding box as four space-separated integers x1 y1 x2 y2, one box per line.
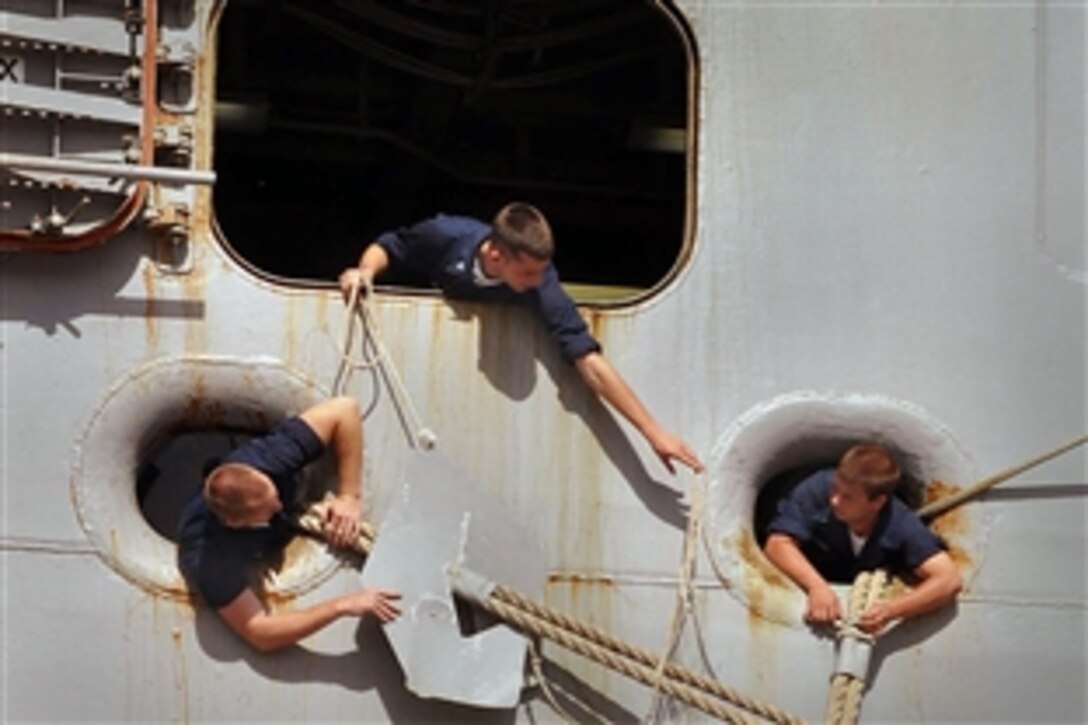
490 202 554 260
203 464 269 521
837 444 901 499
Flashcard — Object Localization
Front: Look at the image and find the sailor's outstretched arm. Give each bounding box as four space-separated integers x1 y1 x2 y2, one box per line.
218 587 401 653
574 351 704 474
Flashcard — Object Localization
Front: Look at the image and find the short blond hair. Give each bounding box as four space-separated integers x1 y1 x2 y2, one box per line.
203 464 271 521
837 444 901 499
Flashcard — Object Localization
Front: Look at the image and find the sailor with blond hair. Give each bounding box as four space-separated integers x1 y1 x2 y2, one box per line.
178 396 400 652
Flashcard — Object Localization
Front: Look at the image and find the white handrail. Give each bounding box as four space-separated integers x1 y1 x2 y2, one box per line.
0 152 216 185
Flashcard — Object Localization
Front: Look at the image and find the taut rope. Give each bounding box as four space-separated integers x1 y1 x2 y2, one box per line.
294 503 802 724
824 570 888 725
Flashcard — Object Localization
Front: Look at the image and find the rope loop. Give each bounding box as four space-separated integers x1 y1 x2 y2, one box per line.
334 280 437 450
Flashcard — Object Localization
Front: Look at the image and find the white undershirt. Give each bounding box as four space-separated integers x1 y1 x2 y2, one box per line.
849 530 868 556
472 256 503 287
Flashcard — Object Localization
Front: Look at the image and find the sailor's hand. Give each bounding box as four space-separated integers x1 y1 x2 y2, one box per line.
858 602 895 634
650 430 704 474
804 584 841 626
341 588 402 622
324 493 363 548
337 268 373 301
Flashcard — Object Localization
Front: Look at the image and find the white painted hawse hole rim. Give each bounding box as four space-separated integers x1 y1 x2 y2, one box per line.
72 355 340 598
706 391 987 627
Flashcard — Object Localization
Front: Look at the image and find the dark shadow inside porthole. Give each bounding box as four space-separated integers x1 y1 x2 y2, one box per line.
212 1 691 294
753 453 927 576
137 427 339 542
453 593 502 638
137 429 257 541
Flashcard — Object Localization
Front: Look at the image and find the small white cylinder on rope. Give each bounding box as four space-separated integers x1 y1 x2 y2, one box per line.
416 427 439 450
824 569 889 725
832 631 873 681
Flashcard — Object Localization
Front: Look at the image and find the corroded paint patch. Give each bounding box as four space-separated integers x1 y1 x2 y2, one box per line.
543 576 617 695
725 529 802 627
584 307 605 342
142 263 159 349
546 571 616 587
924 479 975 574
181 375 228 428
737 529 790 590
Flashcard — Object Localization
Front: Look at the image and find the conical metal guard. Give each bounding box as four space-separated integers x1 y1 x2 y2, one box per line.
361 450 546 707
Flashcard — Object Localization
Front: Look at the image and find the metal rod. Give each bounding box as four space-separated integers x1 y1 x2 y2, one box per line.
0 152 216 185
919 433 1088 519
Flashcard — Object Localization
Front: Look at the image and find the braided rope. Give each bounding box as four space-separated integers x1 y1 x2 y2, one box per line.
332 282 375 395
825 674 864 725
296 501 800 723
525 638 597 724
645 470 707 723
295 503 376 554
824 570 888 725
493 585 802 724
483 596 752 724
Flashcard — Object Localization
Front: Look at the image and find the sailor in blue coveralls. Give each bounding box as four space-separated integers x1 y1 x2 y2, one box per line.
763 443 962 634
338 201 703 475
178 397 401 652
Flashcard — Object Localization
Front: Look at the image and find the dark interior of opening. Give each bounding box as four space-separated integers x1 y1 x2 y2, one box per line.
453 593 501 638
137 429 258 541
139 425 339 542
213 1 689 292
